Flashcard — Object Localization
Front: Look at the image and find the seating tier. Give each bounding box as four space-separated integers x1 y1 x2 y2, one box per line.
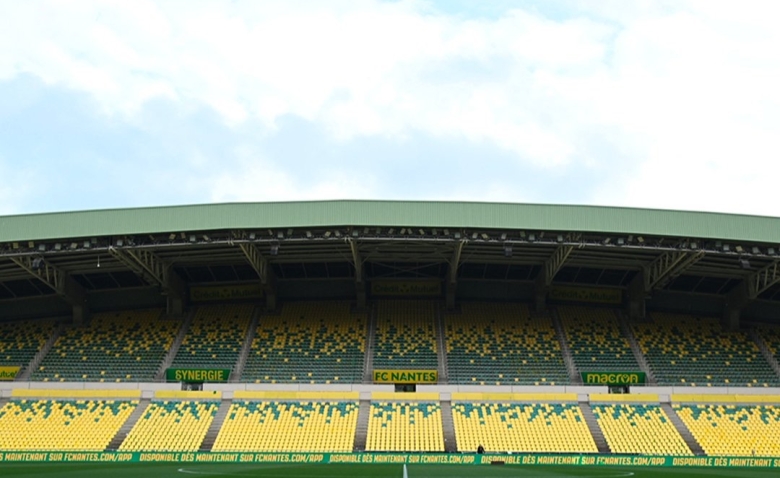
372 301 438 370
452 402 597 453
0 399 135 450
242 301 365 384
213 401 358 452
446 303 568 385
120 401 219 451
367 402 444 452
32 309 174 382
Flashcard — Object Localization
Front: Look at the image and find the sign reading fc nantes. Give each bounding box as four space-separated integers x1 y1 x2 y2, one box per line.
582 371 646 386
373 370 438 384
166 368 230 383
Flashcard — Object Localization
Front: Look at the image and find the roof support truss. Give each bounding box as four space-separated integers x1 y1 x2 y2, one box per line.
747 260 780 299
108 247 184 297
644 250 705 292
542 245 574 286
9 256 86 306
449 240 466 284
237 243 269 285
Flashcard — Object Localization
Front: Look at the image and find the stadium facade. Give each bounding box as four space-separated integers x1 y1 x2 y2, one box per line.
2 200 780 463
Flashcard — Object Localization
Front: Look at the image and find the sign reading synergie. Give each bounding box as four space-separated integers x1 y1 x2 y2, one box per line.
581 371 646 386
373 369 438 384
166 368 230 383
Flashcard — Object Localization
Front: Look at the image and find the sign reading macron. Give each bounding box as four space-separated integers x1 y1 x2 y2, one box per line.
0 366 20 381
582 371 646 386
373 370 438 384
166 368 230 383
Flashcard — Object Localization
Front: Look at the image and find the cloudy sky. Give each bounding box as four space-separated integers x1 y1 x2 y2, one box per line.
1 0 778 217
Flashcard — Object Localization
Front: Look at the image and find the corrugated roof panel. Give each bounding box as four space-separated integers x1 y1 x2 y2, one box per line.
0 200 779 243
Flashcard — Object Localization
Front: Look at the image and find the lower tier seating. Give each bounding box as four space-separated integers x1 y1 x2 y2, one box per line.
120 401 219 451
592 403 691 455
367 402 444 452
0 399 135 450
675 404 780 456
452 402 597 453
213 401 358 452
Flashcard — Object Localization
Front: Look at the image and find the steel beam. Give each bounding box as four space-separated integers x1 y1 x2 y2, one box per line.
747 260 780 299
108 247 184 295
449 240 466 284
644 250 705 292
542 245 574 286
236 243 270 284
9 256 86 307
349 239 363 283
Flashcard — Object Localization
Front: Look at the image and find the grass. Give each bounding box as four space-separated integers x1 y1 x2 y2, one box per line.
1 463 779 478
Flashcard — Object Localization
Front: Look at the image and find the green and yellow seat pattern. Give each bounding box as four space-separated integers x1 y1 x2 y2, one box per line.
0 399 135 450
452 402 596 453
32 309 175 382
675 404 780 456
559 306 639 371
367 402 443 452
171 305 253 374
592 404 690 455
213 401 358 452
120 401 219 451
373 301 437 369
633 313 778 387
446 303 568 385
0 319 55 374
242 302 365 384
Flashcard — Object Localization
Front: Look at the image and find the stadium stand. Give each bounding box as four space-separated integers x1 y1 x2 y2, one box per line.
675 404 780 456
592 403 691 455
559 306 640 372
367 401 444 452
445 303 569 385
213 400 359 452
31 309 176 382
171 305 253 375
451 401 597 453
632 313 779 387
0 399 136 450
120 401 219 451
0 319 55 374
241 301 365 384
373 300 438 370
756 325 780 366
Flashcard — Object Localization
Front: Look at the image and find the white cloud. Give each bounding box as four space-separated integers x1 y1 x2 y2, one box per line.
1 0 779 215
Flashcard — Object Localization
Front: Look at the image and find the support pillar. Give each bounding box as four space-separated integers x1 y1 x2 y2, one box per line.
627 271 646 321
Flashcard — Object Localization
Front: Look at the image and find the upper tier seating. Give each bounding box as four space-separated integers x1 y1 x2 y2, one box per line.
120 401 219 451
367 402 444 452
592 403 691 455
373 301 438 370
559 306 640 372
452 402 597 453
32 309 176 382
242 301 365 384
446 303 569 385
756 325 780 367
675 404 780 456
0 399 135 450
0 319 55 374
213 401 358 452
171 305 253 374
632 313 779 387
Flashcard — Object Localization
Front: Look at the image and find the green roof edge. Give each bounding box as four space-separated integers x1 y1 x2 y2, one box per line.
0 200 779 244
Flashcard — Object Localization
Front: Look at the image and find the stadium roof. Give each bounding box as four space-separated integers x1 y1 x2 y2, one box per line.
2 200 780 243
0 200 779 305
